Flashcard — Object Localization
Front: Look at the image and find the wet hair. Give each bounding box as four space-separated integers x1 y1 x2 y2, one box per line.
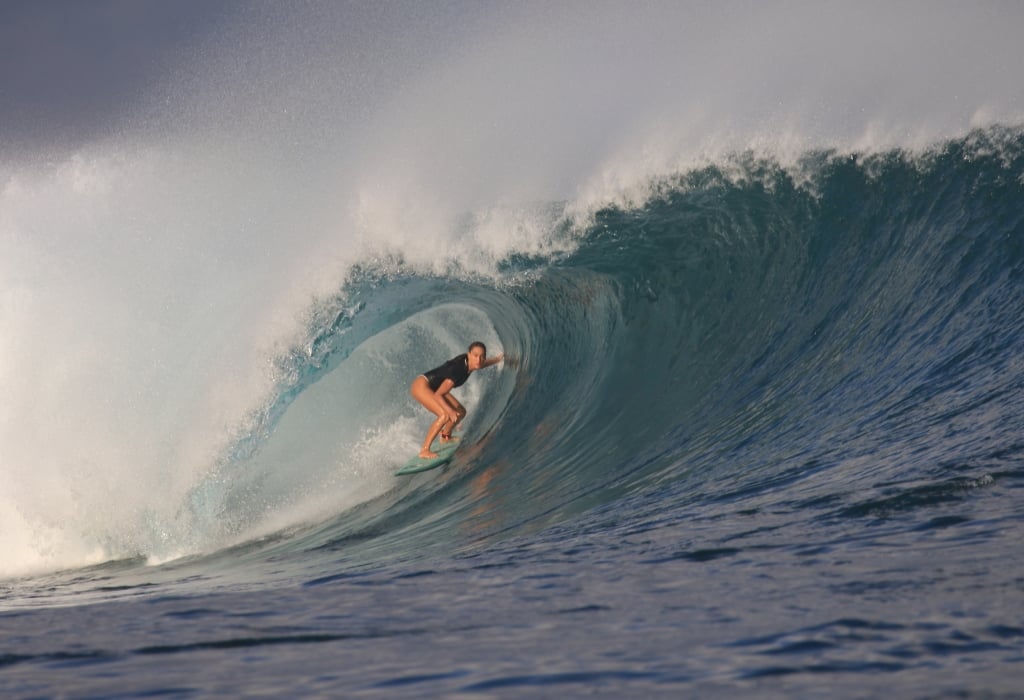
468 341 487 355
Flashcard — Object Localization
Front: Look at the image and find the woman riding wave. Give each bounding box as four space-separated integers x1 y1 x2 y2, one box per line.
410 341 505 458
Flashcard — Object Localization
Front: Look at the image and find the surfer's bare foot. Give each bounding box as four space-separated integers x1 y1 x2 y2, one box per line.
419 450 439 459
439 433 460 443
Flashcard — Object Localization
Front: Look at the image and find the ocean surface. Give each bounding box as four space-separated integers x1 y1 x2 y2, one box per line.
3 4 1024 698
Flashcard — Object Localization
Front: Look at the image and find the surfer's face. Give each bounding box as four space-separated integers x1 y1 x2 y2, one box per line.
467 346 486 370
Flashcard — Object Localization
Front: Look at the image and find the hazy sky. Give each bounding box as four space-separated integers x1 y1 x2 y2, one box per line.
3 1 1023 158
0 0 239 147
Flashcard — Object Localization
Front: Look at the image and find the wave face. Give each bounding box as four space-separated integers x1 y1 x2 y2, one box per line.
176 129 1024 570
7 127 1022 582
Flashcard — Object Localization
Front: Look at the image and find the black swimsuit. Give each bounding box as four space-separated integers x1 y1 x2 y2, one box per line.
422 354 470 392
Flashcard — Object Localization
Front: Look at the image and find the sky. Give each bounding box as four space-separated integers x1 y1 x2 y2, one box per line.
0 0 238 149
2 1 1023 159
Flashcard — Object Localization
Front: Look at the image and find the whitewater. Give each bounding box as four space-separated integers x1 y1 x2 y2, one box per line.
2 2 1023 697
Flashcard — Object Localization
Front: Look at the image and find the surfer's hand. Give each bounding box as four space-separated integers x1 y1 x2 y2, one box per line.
504 355 519 369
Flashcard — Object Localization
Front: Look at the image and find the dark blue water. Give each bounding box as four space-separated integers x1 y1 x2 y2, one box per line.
3 128 1024 697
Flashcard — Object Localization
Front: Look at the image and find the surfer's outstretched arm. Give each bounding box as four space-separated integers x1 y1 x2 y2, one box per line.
480 353 505 369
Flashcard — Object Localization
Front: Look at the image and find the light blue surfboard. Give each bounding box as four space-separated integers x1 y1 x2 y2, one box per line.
396 441 459 475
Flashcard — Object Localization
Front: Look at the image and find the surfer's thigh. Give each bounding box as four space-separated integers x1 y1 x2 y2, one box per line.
411 376 448 417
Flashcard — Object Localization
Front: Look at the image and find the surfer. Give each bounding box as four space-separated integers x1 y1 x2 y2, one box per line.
411 342 505 458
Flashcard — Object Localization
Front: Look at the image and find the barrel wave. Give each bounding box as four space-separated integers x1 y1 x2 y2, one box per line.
167 126 1024 575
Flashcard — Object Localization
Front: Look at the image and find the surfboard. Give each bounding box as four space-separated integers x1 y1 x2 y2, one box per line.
396 441 459 475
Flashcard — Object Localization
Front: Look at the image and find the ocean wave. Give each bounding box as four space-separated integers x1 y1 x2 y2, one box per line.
3 127 1022 594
